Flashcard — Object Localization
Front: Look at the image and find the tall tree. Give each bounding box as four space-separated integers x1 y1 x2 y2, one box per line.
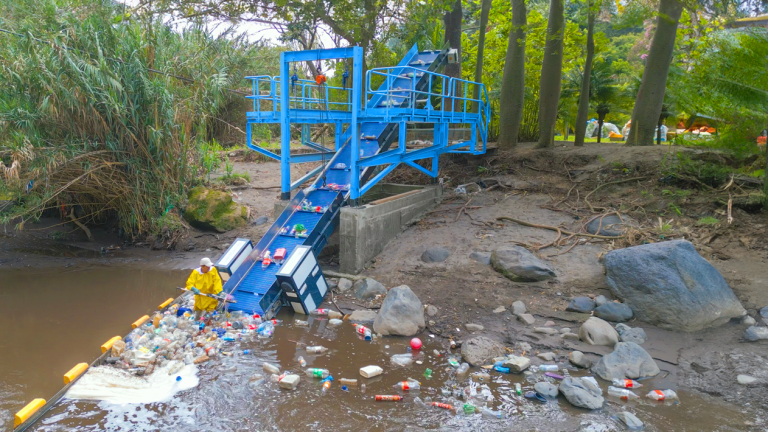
472 0 493 111
537 0 565 148
574 1 596 147
498 0 527 149
626 0 684 146
444 0 463 80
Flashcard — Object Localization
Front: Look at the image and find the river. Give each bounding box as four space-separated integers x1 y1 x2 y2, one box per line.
0 266 758 431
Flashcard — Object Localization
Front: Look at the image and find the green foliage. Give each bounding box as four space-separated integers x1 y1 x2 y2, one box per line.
0 0 278 237
697 216 720 225
662 152 734 188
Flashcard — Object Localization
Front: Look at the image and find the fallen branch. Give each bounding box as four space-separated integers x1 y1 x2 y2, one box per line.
455 197 474 222
68 208 93 241
584 177 648 212
496 216 625 240
324 270 364 281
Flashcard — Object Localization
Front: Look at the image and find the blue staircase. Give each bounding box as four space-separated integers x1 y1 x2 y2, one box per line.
224 49 446 316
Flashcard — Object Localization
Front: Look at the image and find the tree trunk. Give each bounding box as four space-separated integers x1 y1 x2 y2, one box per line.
764 112 767 198
597 115 605 143
537 0 565 148
626 0 683 146
472 0 492 112
444 0 463 81
574 7 595 147
498 0 527 149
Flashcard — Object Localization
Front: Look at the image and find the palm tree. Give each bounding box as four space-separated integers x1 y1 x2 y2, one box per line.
591 63 618 142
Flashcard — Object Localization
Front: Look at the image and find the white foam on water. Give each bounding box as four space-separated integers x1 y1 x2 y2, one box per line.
64 362 199 404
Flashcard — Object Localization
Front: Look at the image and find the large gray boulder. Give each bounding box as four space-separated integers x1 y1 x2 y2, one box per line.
461 336 506 366
594 302 633 322
421 246 450 263
592 342 660 381
559 377 604 410
579 317 619 346
586 214 629 237
605 240 745 332
567 297 596 313
491 247 556 282
744 326 768 341
373 285 425 336
354 278 387 300
534 382 559 398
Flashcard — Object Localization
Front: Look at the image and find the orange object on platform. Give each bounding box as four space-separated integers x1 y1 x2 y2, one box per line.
315 75 327 85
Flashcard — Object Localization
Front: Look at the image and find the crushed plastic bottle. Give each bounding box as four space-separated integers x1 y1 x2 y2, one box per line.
305 368 330 379
306 345 328 354
481 407 505 419
612 378 643 389
261 250 272 269
424 368 433 378
463 403 476 414
295 320 309 327
391 353 414 367
394 379 421 390
456 362 470 381
257 321 274 338
646 389 679 401
298 356 307 367
608 386 639 400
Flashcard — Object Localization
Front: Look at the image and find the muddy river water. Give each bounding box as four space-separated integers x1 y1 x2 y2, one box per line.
0 266 758 431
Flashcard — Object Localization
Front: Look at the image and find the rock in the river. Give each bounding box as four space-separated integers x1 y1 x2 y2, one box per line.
567 297 596 313
561 332 580 340
595 295 608 307
512 300 527 315
604 240 746 332
569 351 592 368
493 306 506 314
183 186 249 232
586 214 629 237
337 278 353 293
426 305 438 317
537 352 556 361
737 374 758 385
742 315 756 326
615 324 647 344
354 278 387 300
559 377 604 410
614 411 644 430
421 246 450 263
348 310 377 324
534 382 559 398
534 327 559 335
744 326 768 341
465 323 484 332
461 336 506 366
502 355 531 373
594 302 633 322
579 317 619 346
253 215 269 225
373 285 424 336
518 313 536 325
469 251 491 265
592 342 660 381
491 247 556 282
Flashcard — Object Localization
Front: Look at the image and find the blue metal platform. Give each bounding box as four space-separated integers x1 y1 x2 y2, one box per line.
223 45 489 317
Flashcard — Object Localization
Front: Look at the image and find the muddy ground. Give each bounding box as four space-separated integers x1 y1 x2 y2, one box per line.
2 141 767 428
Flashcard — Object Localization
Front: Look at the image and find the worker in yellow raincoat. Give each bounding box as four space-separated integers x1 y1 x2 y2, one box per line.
186 257 223 318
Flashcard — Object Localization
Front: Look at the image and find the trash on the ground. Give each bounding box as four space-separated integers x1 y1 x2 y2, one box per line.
353 323 372 340
471 372 491 382
411 338 422 350
524 391 547 403
263 363 280 375
329 319 343 326
278 374 301 390
515 383 522 395
394 378 421 390
295 320 308 327
530 364 558 372
544 372 564 380
646 389 679 401
375 395 402 401
424 368 433 378
391 353 414 367
481 407 505 419
298 356 307 367
306 345 329 354
456 362 470 381
340 378 358 386
360 365 384 378
612 378 642 388
305 368 330 379
607 386 639 400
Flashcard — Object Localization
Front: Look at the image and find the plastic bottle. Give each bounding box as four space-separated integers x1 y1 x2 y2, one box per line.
471 372 491 382
531 364 559 372
263 362 280 375
375 395 402 401
463 403 476 414
414 397 429 408
481 408 505 419
423 368 433 378
322 381 332 392
612 378 643 389
515 383 522 395
153 314 161 329
432 402 454 410
305 368 330 379
494 365 510 374
306 346 328 354
646 389 679 401
298 356 307 368
353 324 372 340
394 379 421 390
340 378 358 386
608 386 639 400
456 362 470 381
310 308 330 316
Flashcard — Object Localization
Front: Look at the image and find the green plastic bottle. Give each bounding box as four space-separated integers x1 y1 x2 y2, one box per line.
463 403 476 414
424 368 433 378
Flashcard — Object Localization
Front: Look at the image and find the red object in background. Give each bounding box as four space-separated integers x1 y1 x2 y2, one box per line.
410 338 422 350
758 136 766 145
274 248 286 261
315 74 327 85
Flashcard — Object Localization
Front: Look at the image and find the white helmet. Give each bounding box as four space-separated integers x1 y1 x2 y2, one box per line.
200 257 214 267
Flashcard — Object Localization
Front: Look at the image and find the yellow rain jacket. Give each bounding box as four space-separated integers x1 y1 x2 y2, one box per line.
185 267 223 311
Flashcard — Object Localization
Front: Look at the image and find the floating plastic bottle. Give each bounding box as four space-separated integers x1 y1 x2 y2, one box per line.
394 379 421 390
353 324 373 340
375 395 402 401
322 380 332 392
257 321 274 338
433 402 454 410
295 320 308 327
646 389 679 401
608 386 639 400
612 378 643 389
424 368 433 378
305 368 330 379
456 362 470 381
263 362 280 375
448 358 460 368
493 365 510 374
298 356 307 367
515 383 522 395
463 403 476 414
471 372 491 382
531 364 559 372
414 397 428 408
340 378 358 386
481 408 505 419
306 345 328 354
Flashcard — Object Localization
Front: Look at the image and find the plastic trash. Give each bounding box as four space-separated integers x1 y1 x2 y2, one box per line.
471 372 491 382
391 353 414 367
279 374 301 390
257 321 274 338
295 320 309 327
328 319 343 326
305 368 330 379
263 363 280 375
456 362 470 381
493 365 510 374
463 403 476 414
414 396 429 408
375 395 402 401
531 364 559 372
394 379 421 390
424 368 433 378
612 378 643 389
340 378 358 386
360 365 384 378
515 383 522 395
353 324 372 340
646 389 678 401
322 380 332 392
249 374 264 382
298 356 307 367
524 391 547 403
608 386 639 400
482 407 505 419
432 402 454 410
306 346 328 354
410 338 422 350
